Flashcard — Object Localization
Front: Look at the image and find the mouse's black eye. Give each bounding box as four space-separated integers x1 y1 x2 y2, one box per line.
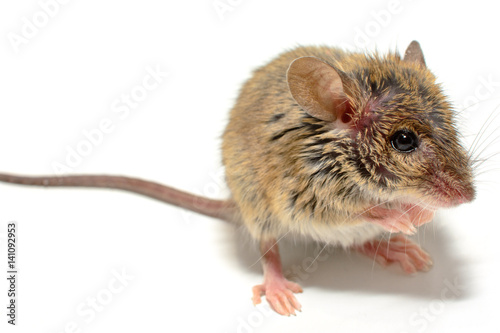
390 130 419 153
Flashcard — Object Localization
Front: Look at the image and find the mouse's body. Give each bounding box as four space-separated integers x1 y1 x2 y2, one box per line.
222 48 387 249
0 41 475 316
224 43 473 244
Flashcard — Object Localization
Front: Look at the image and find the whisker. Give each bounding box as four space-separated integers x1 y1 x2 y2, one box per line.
305 243 328 271
469 126 500 163
471 150 500 169
468 104 500 161
467 104 499 155
248 230 291 268
473 168 500 178
304 197 397 270
339 199 394 225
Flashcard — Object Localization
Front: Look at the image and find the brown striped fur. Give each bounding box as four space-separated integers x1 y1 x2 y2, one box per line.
222 43 474 244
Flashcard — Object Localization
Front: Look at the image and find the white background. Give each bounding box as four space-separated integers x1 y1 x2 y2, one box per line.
0 1 499 332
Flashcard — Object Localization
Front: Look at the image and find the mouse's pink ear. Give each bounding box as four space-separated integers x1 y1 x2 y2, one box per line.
403 41 426 67
287 56 351 123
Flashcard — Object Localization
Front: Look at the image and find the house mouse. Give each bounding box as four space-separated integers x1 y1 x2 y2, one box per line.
0 41 475 316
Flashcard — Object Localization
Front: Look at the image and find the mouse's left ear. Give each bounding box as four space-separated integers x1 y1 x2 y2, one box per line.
287 56 352 124
403 41 426 67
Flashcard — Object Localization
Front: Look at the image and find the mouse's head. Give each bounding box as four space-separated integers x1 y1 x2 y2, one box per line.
286 41 475 209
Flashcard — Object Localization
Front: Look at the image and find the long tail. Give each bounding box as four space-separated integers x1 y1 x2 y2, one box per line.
0 173 237 222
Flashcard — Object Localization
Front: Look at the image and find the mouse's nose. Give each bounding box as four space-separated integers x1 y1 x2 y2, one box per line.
430 170 475 207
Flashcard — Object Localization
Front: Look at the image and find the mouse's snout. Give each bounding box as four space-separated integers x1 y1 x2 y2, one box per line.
428 164 475 207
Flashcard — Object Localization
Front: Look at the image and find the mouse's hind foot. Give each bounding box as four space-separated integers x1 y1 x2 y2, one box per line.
253 238 303 316
355 234 433 274
252 278 303 316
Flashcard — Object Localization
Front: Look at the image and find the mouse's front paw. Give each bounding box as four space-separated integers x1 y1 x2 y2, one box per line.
252 279 303 316
356 234 433 274
372 215 417 235
404 204 435 227
365 207 416 235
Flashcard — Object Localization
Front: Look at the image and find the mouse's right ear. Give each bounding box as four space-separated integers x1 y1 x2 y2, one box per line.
287 56 351 124
403 41 426 67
